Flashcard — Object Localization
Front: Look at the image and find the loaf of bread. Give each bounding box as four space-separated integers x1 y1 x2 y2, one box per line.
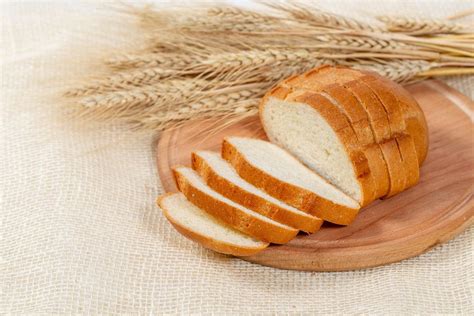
260 65 426 203
157 65 428 257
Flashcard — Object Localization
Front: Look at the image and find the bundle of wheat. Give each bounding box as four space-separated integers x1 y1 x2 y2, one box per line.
63 2 474 131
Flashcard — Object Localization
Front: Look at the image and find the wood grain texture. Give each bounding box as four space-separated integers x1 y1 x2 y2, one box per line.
156 79 474 271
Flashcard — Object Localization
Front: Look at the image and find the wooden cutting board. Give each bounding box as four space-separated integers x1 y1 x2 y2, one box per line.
155 79 474 271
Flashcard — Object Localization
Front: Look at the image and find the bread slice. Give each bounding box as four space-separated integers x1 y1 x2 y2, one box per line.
260 85 375 206
192 151 323 233
282 75 374 146
279 74 390 199
301 66 392 142
221 137 360 225
157 193 268 256
281 66 412 198
173 166 298 244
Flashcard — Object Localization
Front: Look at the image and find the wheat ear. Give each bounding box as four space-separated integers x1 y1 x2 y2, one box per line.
378 16 469 35
64 67 181 97
105 53 203 70
268 2 382 32
343 59 435 83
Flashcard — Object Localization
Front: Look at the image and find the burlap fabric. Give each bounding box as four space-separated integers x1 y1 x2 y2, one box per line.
2 1 473 314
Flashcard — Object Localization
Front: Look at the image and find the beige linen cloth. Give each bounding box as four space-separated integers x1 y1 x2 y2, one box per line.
2 1 473 314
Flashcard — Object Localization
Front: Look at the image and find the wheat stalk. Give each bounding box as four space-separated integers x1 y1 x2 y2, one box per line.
80 86 263 131
378 16 469 35
194 7 282 32
105 53 203 70
268 2 382 32
79 79 212 108
313 34 410 51
65 67 182 97
63 3 473 131
342 59 435 83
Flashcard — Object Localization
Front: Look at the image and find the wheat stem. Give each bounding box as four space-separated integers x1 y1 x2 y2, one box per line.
417 67 474 77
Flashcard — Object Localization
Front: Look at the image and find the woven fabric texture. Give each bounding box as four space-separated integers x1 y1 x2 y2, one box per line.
2 1 473 314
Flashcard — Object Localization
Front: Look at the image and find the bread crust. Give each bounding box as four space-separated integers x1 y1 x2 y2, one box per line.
173 168 298 244
157 193 268 257
395 134 420 190
359 75 407 135
191 152 323 233
320 84 375 146
364 143 390 198
379 137 406 198
344 80 392 142
360 70 429 165
221 139 360 226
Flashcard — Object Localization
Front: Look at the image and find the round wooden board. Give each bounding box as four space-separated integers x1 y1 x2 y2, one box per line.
156 79 474 271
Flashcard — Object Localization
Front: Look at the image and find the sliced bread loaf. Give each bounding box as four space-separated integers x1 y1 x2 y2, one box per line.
260 85 375 206
221 137 360 225
192 151 323 233
173 166 298 244
157 193 268 256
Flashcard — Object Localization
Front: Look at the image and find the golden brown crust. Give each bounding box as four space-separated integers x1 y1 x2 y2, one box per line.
221 139 360 226
157 193 268 257
359 70 429 165
395 134 420 190
320 84 375 146
364 144 390 199
191 152 323 233
344 80 392 142
379 138 406 198
173 168 298 244
359 75 407 135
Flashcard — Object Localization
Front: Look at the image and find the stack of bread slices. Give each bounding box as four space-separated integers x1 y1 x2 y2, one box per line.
157 65 428 256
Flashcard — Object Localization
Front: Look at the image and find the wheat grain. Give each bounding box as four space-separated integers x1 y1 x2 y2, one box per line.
80 85 263 131
79 79 212 108
313 34 409 51
268 2 382 32
65 67 181 97
105 53 203 70
175 7 282 33
378 16 468 35
343 59 435 83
